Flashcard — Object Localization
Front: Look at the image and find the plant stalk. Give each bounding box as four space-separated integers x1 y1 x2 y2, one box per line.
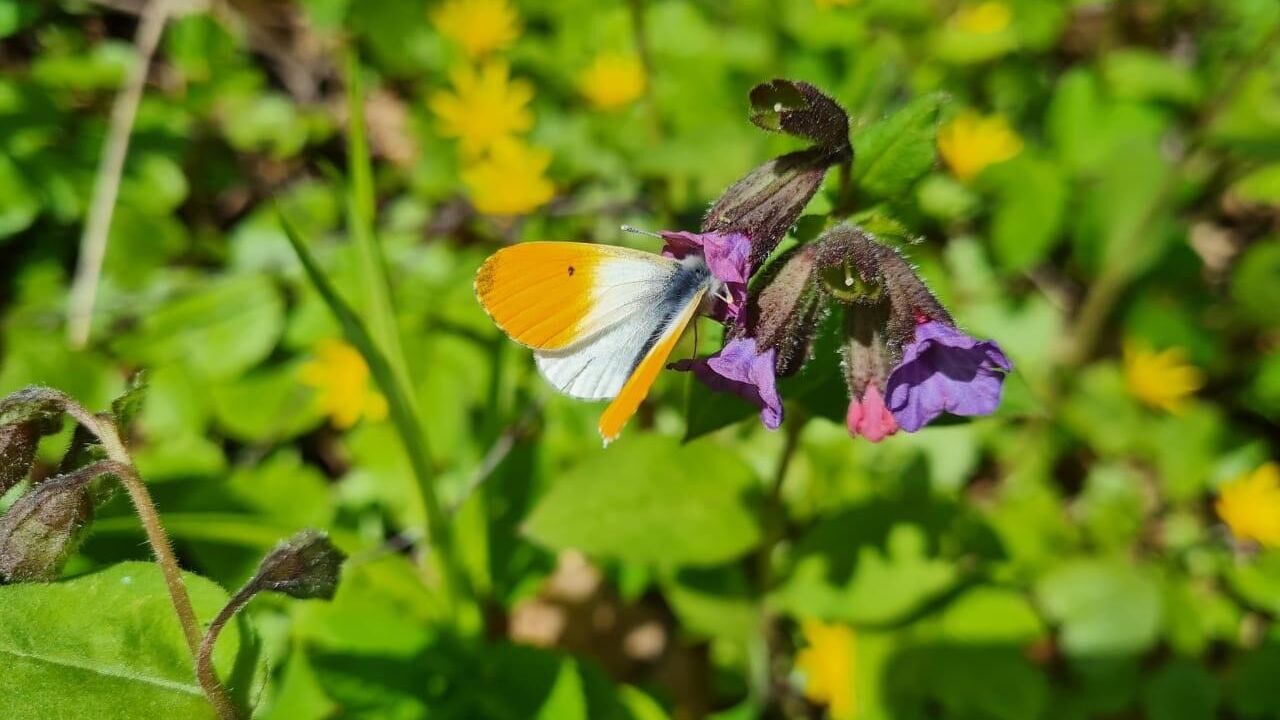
66 0 171 348
58 396 240 720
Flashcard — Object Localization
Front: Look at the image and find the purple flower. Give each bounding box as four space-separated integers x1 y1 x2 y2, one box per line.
670 337 782 429
885 321 1012 432
661 231 751 323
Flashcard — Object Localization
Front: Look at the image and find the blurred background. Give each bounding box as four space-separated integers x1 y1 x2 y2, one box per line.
1 0 1279 718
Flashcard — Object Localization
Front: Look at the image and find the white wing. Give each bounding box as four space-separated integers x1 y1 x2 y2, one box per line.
536 258 710 400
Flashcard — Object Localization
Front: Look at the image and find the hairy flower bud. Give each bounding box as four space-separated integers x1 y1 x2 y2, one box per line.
0 387 69 496
813 224 951 344
704 148 836 267
741 244 823 377
749 79 851 153
0 424 38 496
840 300 900 442
0 461 116 583
248 529 345 600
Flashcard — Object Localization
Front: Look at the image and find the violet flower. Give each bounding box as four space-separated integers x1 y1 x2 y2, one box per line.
885 320 1012 432
670 337 783 429
660 230 751 323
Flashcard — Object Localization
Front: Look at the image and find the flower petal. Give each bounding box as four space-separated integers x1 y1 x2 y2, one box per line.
670 337 782 429
885 321 1011 432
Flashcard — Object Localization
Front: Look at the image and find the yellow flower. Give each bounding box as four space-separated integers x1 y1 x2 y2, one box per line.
936 110 1024 181
795 621 856 720
1217 463 1280 548
578 53 647 111
430 61 533 157
431 0 520 59
462 138 554 215
300 339 388 429
1122 341 1204 413
950 1 1013 34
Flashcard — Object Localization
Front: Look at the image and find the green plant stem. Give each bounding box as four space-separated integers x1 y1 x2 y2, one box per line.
66 0 171 348
344 51 417 412
749 419 805 710
56 395 240 720
279 214 469 617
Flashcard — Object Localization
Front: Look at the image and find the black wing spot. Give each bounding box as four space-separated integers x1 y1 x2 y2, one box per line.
567 266 575 276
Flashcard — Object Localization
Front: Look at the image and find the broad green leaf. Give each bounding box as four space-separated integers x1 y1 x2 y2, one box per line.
1227 644 1280 718
853 93 942 197
209 362 321 442
524 435 762 566
1072 139 1173 275
114 274 284 381
985 154 1067 272
1102 49 1201 106
0 562 256 719
1230 239 1280 328
1036 558 1162 657
884 645 1048 720
773 512 959 625
1144 661 1219 720
935 587 1045 644
1230 164 1280 204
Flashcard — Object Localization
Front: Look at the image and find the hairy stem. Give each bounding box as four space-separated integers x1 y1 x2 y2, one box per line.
66 0 171 347
58 395 240 719
196 584 255 720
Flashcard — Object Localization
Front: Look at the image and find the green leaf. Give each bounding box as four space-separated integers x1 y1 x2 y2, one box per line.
114 274 284 381
1072 139 1173 275
1035 558 1162 657
1102 49 1201 106
0 153 39 238
1144 661 1219 720
773 506 960 625
1230 239 1280 328
1230 164 1280 204
985 154 1067 272
524 435 762 567
885 646 1048 720
1227 644 1280 718
0 562 257 718
935 587 1045 644
853 93 942 197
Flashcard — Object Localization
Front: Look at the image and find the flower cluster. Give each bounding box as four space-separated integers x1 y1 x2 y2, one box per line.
665 80 1011 442
430 0 553 216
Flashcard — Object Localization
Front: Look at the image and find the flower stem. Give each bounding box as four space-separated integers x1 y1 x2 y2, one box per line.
66 0 171 348
749 418 805 710
57 395 240 720
196 584 255 720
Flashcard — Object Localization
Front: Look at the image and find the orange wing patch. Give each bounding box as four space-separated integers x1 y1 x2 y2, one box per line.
598 289 705 444
475 242 605 350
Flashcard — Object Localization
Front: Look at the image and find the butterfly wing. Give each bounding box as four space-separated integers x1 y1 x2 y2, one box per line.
475 241 709 443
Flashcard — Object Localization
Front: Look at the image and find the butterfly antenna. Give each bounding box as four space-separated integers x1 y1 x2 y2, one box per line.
620 225 662 239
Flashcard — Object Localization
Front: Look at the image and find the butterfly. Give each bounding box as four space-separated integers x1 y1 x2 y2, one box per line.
474 240 720 444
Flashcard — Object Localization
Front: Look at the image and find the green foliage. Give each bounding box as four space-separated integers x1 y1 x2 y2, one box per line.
0 562 256 719
2 0 1280 717
524 435 762 567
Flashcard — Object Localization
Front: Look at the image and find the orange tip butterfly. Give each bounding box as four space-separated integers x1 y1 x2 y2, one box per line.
474 238 715 445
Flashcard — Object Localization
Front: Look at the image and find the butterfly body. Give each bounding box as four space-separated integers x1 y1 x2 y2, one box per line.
475 241 713 443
